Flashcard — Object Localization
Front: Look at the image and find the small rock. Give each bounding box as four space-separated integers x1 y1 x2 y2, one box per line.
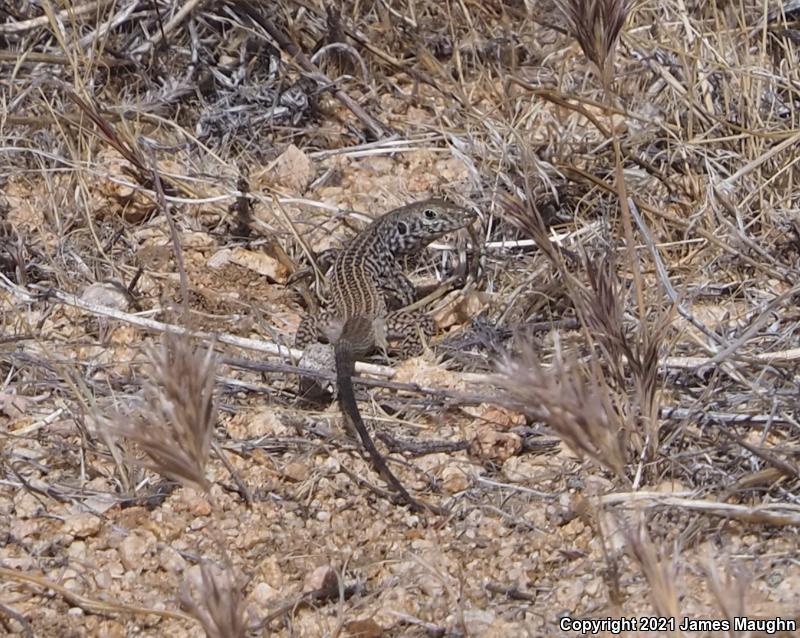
81 281 133 311
346 617 384 637
96 620 126 638
584 576 602 596
118 530 156 572
282 461 310 483
63 575 84 593
67 540 87 559
470 427 522 462
177 490 212 517
441 465 469 493
259 144 313 193
555 578 584 606
159 545 187 573
303 565 338 594
94 569 112 589
63 513 102 539
250 581 280 607
13 491 40 518
418 574 445 598
460 609 495 632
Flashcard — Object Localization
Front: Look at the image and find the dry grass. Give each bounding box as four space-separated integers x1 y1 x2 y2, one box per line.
106 334 217 494
180 560 247 638
2 0 800 635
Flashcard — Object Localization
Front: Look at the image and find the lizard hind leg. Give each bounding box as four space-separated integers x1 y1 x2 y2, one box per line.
387 311 436 357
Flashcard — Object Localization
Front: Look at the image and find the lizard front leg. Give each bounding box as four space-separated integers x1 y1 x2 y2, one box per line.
379 271 417 310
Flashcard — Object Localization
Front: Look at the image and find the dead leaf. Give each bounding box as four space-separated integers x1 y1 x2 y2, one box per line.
226 247 289 282
433 290 491 329
255 144 313 194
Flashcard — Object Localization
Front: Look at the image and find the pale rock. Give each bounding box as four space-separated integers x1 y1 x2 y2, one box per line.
63 513 102 538
582 474 614 496
208 248 233 269
470 427 522 462
459 609 495 632
250 581 280 607
303 565 338 593
483 619 526 637
63 576 84 593
13 491 40 518
1 556 35 571
80 281 132 311
227 409 287 438
159 545 187 573
282 461 309 482
106 559 125 578
345 617 384 638
94 569 112 589
182 231 214 247
258 555 286 590
118 530 156 572
418 574 445 598
261 144 313 193
584 576 602 596
320 455 341 473
189 518 207 531
555 578 584 606
177 489 212 517
441 465 469 493
502 456 548 483
96 620 126 638
414 453 450 474
67 540 87 559
10 518 41 540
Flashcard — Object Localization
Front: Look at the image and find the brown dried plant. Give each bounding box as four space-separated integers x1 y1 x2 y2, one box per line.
554 0 634 88
704 557 750 623
500 191 667 462
180 560 247 638
497 344 628 481
623 523 681 622
109 334 217 494
582 254 668 457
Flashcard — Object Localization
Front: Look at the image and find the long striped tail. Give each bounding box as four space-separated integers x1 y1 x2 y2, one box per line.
334 317 421 511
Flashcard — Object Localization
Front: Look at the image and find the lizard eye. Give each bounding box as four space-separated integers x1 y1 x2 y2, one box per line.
423 208 437 220
397 221 408 235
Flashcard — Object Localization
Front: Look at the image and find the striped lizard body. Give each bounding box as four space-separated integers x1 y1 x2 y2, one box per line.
295 200 476 511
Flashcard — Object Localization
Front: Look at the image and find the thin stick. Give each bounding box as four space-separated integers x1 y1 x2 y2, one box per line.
0 567 194 622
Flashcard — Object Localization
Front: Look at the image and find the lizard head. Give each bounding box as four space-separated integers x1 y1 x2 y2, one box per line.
385 199 476 255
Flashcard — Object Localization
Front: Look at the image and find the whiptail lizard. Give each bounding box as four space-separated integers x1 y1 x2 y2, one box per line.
295 200 476 511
